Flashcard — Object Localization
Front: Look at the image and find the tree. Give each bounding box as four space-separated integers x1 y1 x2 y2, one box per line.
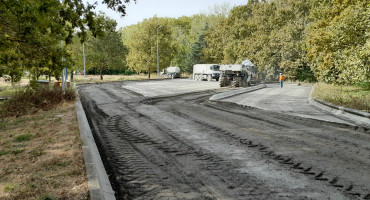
124 17 172 79
0 0 134 83
305 0 369 85
84 14 127 80
185 26 208 71
169 17 192 72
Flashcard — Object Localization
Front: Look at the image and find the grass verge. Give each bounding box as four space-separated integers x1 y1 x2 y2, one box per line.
0 101 88 200
313 82 370 112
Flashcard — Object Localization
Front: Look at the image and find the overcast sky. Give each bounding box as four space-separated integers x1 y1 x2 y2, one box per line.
88 0 247 28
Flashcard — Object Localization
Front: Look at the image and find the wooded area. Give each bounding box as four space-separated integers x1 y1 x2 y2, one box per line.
1 0 369 85
121 0 369 85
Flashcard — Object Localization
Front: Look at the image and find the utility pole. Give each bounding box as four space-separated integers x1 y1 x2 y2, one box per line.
60 40 65 90
83 42 86 82
60 40 67 90
156 26 162 79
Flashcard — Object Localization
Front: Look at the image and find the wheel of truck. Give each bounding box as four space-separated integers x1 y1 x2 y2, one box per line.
242 76 248 87
216 78 219 81
207 75 212 81
219 77 226 87
232 77 241 87
231 80 238 87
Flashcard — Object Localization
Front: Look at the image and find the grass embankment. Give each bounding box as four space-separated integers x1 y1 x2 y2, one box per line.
313 83 370 112
0 87 88 200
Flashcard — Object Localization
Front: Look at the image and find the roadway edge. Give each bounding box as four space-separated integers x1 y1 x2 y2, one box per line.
209 84 267 101
308 85 370 129
75 92 116 200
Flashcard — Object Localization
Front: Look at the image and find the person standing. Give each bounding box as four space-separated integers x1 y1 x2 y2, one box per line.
279 73 284 88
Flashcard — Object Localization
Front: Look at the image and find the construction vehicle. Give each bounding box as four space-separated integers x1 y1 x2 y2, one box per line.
193 64 220 81
219 59 258 87
161 66 181 78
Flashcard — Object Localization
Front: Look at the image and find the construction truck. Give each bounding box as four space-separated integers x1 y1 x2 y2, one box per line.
193 64 220 81
219 59 258 87
161 66 181 78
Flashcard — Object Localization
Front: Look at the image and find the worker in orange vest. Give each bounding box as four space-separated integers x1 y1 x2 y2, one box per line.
279 73 284 88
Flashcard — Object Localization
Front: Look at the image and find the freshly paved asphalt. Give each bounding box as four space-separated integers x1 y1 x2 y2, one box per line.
220 83 354 125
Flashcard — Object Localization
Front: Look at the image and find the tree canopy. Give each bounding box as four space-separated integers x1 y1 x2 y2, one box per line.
0 0 133 82
1 0 368 86
121 0 368 85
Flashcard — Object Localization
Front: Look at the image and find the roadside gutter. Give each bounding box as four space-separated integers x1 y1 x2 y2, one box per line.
75 91 116 200
308 85 370 129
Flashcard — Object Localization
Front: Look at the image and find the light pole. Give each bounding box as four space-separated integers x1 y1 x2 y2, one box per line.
156 26 162 79
83 42 86 82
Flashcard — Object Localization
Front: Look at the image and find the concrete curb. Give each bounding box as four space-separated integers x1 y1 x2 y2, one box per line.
308 86 370 128
75 96 116 200
209 84 267 101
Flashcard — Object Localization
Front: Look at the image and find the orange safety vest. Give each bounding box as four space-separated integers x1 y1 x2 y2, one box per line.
279 75 284 81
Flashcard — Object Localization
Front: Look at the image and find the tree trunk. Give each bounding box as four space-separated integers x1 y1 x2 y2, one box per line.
148 71 150 79
100 70 103 80
70 72 73 82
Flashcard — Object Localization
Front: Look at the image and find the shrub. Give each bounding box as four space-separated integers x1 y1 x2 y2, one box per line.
0 87 76 118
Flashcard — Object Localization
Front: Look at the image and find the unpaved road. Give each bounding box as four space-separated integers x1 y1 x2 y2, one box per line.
79 79 370 200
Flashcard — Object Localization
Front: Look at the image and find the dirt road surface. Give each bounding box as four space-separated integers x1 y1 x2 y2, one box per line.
79 79 370 200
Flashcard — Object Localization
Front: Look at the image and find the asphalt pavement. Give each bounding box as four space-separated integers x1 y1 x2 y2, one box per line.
122 78 219 97
220 83 356 125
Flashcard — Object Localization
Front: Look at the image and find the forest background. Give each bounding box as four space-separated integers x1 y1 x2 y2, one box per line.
1 0 369 86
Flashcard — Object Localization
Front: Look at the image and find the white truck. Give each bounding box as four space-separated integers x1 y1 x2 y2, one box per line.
193 64 220 81
161 66 181 78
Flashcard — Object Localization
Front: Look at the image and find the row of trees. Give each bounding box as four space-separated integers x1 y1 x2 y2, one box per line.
0 0 133 83
68 13 127 80
1 0 368 85
121 0 369 85
204 0 369 84
120 14 221 78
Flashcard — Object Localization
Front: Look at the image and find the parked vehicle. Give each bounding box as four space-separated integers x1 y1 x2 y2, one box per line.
161 66 181 78
219 59 258 87
193 64 220 81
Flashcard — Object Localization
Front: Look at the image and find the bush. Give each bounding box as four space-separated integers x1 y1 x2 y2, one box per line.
0 87 76 118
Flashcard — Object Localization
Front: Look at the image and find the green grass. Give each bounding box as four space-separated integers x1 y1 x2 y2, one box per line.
38 194 57 200
0 120 8 129
11 149 24 155
0 87 21 97
15 134 33 142
0 150 8 156
313 83 370 112
3 183 17 193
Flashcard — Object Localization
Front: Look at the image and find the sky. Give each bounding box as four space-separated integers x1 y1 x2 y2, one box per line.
88 0 247 29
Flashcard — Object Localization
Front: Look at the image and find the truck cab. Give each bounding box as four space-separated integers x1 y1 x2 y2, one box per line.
193 64 220 81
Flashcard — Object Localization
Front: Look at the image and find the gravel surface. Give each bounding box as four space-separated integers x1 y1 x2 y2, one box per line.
79 80 370 200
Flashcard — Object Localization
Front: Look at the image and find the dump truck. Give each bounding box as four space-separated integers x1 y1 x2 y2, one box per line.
161 66 181 78
193 64 220 81
219 59 257 87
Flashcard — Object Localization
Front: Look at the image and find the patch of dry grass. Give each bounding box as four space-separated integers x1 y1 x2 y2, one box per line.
313 83 370 112
0 102 88 200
